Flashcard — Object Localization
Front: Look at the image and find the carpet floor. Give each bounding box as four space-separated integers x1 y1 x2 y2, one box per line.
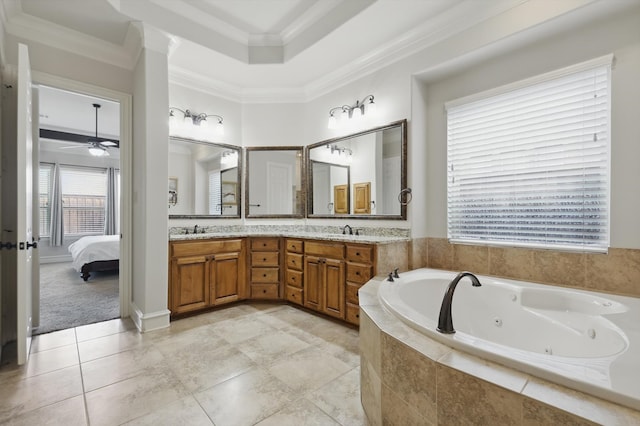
36 262 119 335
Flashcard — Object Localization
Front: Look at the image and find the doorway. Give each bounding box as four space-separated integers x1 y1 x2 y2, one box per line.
34 85 122 335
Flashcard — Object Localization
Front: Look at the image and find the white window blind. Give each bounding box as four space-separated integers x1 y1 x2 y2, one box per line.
208 170 222 215
447 59 610 252
61 166 108 235
39 163 53 237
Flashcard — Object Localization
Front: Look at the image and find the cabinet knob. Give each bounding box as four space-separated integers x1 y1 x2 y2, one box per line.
263 289 267 293
263 258 267 261
263 274 267 277
356 272 360 276
356 252 360 256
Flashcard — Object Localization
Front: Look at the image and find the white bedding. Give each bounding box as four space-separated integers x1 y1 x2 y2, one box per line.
68 235 120 272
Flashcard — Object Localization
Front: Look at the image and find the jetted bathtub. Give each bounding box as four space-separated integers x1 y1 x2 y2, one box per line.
378 268 640 410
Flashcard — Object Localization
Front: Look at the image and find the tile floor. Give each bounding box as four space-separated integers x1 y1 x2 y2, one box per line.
0 303 369 425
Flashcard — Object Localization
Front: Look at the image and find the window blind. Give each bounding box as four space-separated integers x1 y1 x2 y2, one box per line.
60 166 108 235
39 164 53 237
209 170 222 215
447 61 610 252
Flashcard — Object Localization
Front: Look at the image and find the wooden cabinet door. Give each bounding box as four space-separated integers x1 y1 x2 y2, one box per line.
323 258 345 319
334 184 348 214
211 252 241 305
171 255 210 315
304 256 322 311
353 182 371 214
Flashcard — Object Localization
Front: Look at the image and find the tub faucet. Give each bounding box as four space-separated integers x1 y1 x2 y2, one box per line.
342 224 353 235
437 272 482 334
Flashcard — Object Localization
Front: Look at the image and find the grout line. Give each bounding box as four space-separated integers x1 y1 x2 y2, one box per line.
75 327 92 426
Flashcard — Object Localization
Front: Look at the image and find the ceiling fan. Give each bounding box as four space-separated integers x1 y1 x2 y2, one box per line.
53 103 119 157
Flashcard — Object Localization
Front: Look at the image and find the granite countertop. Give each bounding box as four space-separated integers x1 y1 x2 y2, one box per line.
169 231 409 244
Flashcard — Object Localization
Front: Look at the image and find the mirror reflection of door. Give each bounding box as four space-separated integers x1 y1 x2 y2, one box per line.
334 185 348 213
267 161 293 215
354 182 371 214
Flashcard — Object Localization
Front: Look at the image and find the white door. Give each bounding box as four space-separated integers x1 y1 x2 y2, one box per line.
16 43 35 364
266 162 293 214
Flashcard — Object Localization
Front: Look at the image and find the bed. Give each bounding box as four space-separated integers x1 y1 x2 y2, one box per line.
68 235 120 281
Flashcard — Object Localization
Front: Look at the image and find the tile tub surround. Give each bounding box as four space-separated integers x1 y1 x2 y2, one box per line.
0 304 367 425
426 238 640 298
358 279 640 425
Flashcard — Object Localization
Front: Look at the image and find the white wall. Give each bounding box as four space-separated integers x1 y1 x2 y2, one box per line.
420 7 640 249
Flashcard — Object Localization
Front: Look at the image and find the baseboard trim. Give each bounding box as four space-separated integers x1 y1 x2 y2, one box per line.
40 255 72 264
129 302 170 332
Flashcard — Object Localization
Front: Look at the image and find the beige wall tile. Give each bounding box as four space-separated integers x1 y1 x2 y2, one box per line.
585 248 640 297
530 250 586 288
359 310 381 376
381 384 434 426
488 246 536 281
522 377 640 425
523 398 599 426
428 238 454 270
410 237 429 269
377 241 410 275
452 244 489 274
381 334 437 422
360 355 382 426
436 364 522 425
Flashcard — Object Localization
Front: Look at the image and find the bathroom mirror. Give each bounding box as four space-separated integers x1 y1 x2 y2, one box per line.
168 137 241 218
245 146 305 218
307 119 407 219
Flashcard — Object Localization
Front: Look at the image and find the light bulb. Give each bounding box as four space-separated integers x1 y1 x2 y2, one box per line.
367 100 377 116
352 106 362 120
328 115 337 129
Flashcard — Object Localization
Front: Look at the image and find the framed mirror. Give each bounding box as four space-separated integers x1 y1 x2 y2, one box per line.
168 137 241 218
307 119 407 219
245 146 305 218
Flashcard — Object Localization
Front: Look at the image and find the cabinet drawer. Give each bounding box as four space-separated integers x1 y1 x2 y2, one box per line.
286 285 303 305
171 239 242 257
305 241 344 259
251 238 279 251
286 269 303 288
251 267 279 283
251 283 279 299
346 282 361 305
346 244 374 264
346 263 372 285
251 251 280 267
345 303 360 325
286 239 303 254
286 253 303 271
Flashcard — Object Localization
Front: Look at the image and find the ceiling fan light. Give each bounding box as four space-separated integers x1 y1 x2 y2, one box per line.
88 146 106 156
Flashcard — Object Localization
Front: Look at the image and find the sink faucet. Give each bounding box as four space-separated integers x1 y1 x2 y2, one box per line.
437 272 481 334
342 224 353 235
193 224 199 234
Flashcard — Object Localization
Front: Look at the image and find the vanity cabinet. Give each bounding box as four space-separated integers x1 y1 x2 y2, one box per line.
285 239 304 305
345 243 375 325
304 241 346 320
249 237 281 299
169 239 246 316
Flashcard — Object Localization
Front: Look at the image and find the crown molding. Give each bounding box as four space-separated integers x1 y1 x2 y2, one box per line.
169 65 308 104
4 11 139 70
168 0 527 104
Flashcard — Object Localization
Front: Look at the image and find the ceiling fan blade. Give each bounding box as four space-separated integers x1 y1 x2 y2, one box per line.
59 145 87 150
100 141 118 147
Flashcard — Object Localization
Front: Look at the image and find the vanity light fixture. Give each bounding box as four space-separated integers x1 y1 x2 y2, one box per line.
221 150 238 166
327 143 353 163
169 107 224 139
327 95 376 129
